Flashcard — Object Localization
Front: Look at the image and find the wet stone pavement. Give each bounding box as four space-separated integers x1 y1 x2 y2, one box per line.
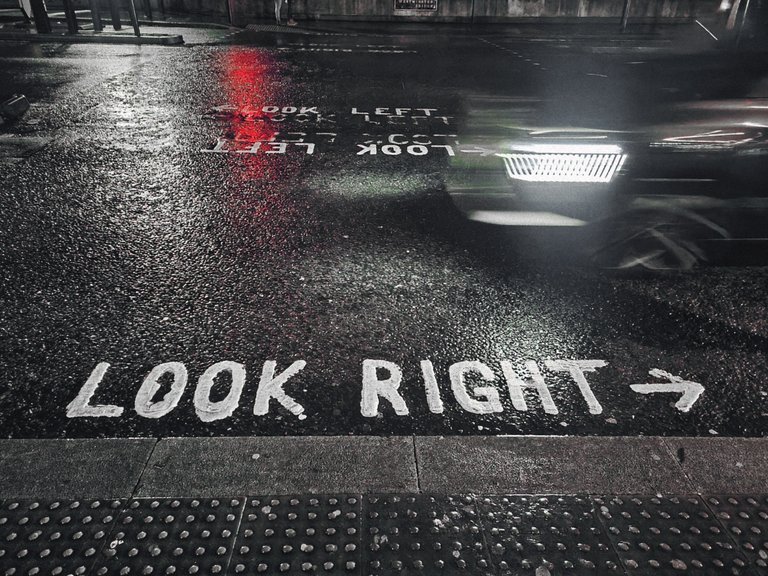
1 494 767 576
0 26 767 439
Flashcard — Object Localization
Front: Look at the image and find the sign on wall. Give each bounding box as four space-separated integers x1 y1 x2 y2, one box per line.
394 0 438 15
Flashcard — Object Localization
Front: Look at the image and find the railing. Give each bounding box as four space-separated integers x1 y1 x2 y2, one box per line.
26 0 142 37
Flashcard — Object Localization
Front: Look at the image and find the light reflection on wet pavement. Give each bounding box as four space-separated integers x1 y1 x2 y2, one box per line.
0 26 767 439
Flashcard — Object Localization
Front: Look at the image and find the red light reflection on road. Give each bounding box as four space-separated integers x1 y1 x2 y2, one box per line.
214 49 317 256
220 48 283 147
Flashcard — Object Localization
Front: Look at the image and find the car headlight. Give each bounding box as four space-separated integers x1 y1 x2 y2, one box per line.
496 143 627 183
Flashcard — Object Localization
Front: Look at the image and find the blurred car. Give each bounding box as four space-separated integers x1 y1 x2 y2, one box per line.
448 98 768 269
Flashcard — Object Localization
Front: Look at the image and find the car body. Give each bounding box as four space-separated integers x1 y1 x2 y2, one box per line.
447 98 768 268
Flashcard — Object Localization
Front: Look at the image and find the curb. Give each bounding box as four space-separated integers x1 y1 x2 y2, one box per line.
0 30 183 44
1 436 766 499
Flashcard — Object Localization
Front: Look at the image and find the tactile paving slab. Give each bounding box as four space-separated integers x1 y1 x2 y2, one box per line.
229 495 362 574
363 494 493 575
0 498 123 576
596 495 754 575
706 496 768 575
476 495 623 574
91 498 243 575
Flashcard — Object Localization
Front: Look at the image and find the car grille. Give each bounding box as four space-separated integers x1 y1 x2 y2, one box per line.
498 151 627 183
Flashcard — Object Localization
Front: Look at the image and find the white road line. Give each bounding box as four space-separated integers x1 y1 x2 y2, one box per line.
695 19 719 41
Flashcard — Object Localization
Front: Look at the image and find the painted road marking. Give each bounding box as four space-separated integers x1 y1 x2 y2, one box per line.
203 139 317 154
67 359 705 423
501 360 557 414
279 43 418 54
194 361 246 422
360 359 410 417
630 369 705 413
134 361 187 419
545 360 607 415
201 105 472 157
254 360 308 420
66 362 124 418
355 143 455 156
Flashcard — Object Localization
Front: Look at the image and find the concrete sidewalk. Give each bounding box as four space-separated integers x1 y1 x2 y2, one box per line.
1 436 766 498
0 27 184 44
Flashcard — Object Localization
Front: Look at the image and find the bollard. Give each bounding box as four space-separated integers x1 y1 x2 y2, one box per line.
89 0 103 31
28 0 52 33
108 0 121 30
620 0 631 31
62 0 78 33
126 0 141 36
141 0 152 20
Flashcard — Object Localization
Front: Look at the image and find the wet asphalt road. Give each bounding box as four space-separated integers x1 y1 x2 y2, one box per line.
0 26 767 438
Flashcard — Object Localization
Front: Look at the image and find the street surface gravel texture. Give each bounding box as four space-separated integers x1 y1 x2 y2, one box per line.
0 25 767 439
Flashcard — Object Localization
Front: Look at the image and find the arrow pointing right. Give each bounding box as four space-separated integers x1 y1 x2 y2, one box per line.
630 369 704 413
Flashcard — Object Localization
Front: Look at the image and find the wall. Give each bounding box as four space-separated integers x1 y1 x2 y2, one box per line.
161 0 229 17
224 0 718 27
474 0 702 19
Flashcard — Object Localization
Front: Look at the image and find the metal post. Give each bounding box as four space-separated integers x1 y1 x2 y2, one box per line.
90 0 103 31
108 0 121 30
62 0 78 33
727 0 742 29
736 0 752 47
621 0 632 31
19 0 33 21
28 0 52 33
126 0 141 36
141 0 152 20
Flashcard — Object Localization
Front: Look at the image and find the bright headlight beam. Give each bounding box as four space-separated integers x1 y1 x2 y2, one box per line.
496 145 627 183
503 143 624 155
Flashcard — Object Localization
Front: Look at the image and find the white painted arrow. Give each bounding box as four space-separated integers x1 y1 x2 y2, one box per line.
630 369 704 413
